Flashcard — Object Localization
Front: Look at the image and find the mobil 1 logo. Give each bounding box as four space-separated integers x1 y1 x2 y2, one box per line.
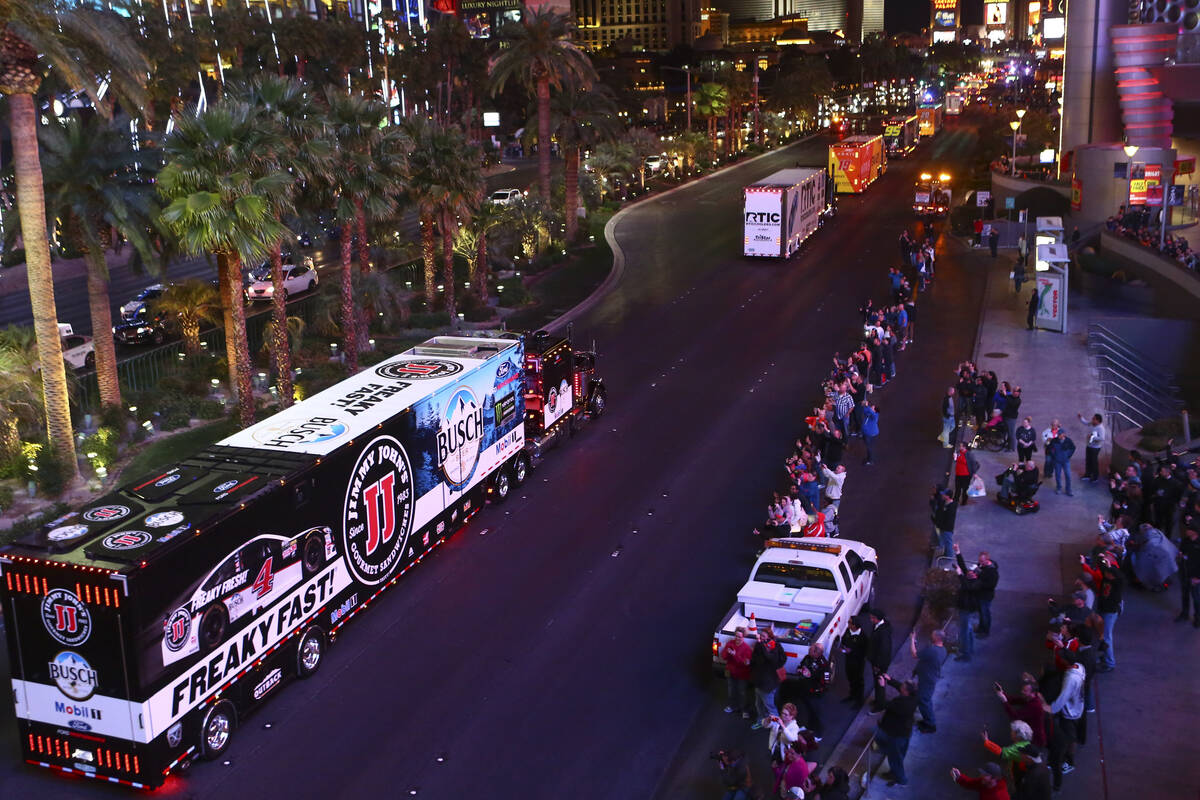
41 589 92 646
343 436 414 586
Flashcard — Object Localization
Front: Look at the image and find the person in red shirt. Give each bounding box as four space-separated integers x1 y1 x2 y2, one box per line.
720 626 754 719
951 763 1010 799
994 679 1049 748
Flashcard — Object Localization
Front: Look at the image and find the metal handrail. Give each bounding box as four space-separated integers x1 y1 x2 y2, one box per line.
1098 378 1182 417
1107 409 1146 432
1087 324 1175 381
1087 340 1176 387
1102 395 1156 427
1092 354 1180 396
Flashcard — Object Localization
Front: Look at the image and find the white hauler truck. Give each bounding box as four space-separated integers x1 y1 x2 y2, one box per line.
743 168 827 259
712 538 877 677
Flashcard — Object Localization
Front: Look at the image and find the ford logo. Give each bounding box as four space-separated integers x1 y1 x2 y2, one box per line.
214 479 239 493
68 719 92 731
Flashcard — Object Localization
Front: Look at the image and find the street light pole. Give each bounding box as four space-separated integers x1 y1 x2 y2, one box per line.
1010 120 1020 176
1124 143 1139 217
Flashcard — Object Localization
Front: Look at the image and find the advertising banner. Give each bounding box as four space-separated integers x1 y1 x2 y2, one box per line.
986 2 1008 25
1071 177 1081 210
1145 163 1163 206
744 189 783 257
1035 272 1064 332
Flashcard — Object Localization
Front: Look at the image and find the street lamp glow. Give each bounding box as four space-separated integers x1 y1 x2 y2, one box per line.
1016 108 1027 120
1123 144 1139 158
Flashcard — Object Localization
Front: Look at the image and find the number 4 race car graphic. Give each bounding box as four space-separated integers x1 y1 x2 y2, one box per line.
160 527 335 667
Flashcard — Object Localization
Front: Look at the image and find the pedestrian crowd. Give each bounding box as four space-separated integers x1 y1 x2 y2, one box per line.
1105 205 1200 270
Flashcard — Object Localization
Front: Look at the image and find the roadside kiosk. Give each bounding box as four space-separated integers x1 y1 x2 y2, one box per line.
1034 242 1069 332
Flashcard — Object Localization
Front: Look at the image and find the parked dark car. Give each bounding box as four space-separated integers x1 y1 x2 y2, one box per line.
113 308 169 346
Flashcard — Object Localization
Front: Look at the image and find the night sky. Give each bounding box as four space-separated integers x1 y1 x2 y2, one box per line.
886 0 984 33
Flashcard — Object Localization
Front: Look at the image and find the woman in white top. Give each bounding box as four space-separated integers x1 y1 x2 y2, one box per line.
767 702 802 763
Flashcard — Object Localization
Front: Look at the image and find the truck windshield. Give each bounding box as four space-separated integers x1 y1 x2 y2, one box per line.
753 562 838 592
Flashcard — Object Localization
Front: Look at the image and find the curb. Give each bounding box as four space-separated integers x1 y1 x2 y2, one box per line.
546 133 824 334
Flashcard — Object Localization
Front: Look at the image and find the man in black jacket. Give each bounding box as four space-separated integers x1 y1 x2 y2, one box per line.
976 552 999 638
873 675 918 787
749 627 787 729
934 489 958 558
1177 526 1200 625
1002 387 1022 451
841 616 868 707
867 608 894 712
953 545 981 661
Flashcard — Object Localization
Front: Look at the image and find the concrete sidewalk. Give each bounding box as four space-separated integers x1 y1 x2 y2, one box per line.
833 248 1200 797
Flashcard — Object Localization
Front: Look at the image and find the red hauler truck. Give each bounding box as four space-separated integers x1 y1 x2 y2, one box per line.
828 135 887 194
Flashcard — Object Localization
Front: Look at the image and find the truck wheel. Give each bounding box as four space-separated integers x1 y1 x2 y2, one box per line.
511 452 530 487
199 604 228 652
199 700 236 760
296 626 325 678
588 387 607 417
492 468 512 503
301 534 325 577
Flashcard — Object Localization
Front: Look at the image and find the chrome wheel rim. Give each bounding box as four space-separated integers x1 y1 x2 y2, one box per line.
496 473 510 499
205 712 230 753
514 458 527 483
301 635 322 671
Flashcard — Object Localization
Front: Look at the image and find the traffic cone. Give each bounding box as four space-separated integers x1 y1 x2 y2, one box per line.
748 613 757 636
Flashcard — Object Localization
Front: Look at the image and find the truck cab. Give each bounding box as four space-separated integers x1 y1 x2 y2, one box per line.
913 171 952 216
57 322 94 370
522 329 606 456
713 538 877 677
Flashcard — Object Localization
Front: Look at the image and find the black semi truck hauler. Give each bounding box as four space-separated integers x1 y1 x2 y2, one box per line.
0 331 604 788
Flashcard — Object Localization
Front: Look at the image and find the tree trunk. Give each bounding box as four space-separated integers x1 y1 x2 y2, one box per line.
440 211 457 326
217 252 240 399
84 248 120 410
474 229 489 303
8 93 77 477
269 242 293 408
565 146 580 243
537 75 552 199
226 253 256 428
421 213 437 310
340 226 357 373
355 198 370 274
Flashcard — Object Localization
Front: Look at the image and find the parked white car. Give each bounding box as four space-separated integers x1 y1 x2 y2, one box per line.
245 261 318 301
58 323 94 370
644 155 666 173
490 188 524 206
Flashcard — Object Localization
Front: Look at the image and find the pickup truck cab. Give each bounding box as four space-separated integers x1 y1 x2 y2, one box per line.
57 322 94 370
713 537 877 678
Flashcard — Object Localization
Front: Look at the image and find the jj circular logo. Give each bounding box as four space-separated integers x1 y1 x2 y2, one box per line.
163 607 191 652
342 436 414 586
83 504 130 523
41 589 92 646
376 358 462 381
102 530 152 551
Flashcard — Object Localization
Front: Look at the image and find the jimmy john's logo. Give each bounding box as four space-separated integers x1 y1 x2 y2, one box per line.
343 436 414 586
102 530 152 551
41 589 92 646
437 387 484 489
376 358 462 381
82 504 130 523
250 416 349 449
163 608 191 652
49 651 98 701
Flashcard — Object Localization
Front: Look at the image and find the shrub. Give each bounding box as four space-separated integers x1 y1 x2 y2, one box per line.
32 445 68 497
80 427 120 471
497 280 531 308
193 399 225 420
921 565 961 627
159 409 193 431
0 483 13 511
97 403 127 433
1 501 69 544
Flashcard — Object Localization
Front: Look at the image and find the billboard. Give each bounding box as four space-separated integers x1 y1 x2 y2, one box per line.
986 2 1008 24
934 10 956 26
1043 15 1064 39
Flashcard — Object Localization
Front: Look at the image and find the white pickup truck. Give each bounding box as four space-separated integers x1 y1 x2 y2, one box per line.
712 538 877 678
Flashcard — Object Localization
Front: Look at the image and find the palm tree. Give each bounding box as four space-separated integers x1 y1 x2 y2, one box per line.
233 76 332 407
589 141 635 201
490 8 597 200
158 102 293 428
39 113 162 412
0 0 148 477
152 280 221 356
694 83 729 156
458 197 507 303
549 83 620 242
624 127 662 190
427 15 472 124
322 89 403 372
0 324 46 445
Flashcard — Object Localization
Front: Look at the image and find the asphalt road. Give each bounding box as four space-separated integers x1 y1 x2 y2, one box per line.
0 125 987 798
0 162 539 338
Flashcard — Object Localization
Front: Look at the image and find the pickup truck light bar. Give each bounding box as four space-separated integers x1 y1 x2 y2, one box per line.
764 539 842 555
